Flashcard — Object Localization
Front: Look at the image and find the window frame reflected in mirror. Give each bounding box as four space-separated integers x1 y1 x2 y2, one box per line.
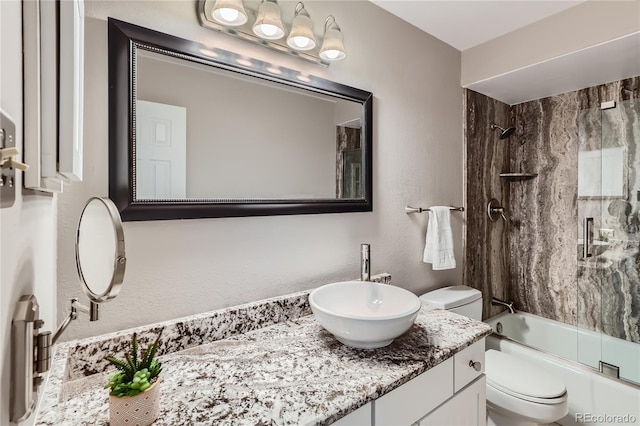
108 18 373 221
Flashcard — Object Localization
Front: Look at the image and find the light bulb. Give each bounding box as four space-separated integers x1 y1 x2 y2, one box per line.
252 1 285 40
323 50 340 60
259 24 278 37
219 8 239 23
292 36 311 49
212 0 248 27
319 16 346 60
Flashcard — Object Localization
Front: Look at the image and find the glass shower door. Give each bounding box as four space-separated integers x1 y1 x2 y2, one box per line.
598 98 640 385
576 104 604 373
577 98 640 385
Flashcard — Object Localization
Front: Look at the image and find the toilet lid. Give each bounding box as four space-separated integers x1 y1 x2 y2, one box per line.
419 285 481 309
486 350 566 401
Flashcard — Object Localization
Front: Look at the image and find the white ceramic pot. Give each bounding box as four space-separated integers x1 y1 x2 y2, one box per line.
108 377 161 426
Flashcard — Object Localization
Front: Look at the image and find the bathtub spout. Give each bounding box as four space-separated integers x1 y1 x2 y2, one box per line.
492 297 516 314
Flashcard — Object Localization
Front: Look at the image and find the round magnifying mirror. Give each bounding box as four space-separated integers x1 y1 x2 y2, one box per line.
76 197 126 303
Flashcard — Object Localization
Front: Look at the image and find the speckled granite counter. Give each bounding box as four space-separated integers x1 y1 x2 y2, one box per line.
35 279 491 426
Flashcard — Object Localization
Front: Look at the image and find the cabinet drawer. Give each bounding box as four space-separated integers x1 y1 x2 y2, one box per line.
375 357 453 426
453 338 485 392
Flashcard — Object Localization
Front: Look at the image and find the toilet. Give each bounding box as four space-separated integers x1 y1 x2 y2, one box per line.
420 285 568 426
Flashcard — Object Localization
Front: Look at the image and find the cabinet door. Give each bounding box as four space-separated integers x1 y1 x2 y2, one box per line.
419 375 486 426
375 358 454 426
332 402 372 426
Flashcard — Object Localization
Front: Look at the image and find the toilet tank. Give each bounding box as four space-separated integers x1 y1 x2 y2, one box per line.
419 285 483 321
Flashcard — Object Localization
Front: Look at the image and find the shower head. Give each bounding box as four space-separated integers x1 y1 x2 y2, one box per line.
491 124 516 139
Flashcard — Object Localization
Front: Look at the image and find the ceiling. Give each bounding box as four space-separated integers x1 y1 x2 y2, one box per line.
370 0 639 105
371 1 585 51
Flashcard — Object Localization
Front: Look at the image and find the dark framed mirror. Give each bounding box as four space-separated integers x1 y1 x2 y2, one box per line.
108 19 373 221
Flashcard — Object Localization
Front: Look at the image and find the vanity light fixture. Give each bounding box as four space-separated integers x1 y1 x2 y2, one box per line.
253 0 286 40
211 0 248 27
198 0 347 65
286 2 316 51
319 16 346 61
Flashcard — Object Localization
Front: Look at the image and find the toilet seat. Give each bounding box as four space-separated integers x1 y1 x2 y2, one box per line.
488 381 567 405
486 384 568 424
485 350 569 424
486 349 567 404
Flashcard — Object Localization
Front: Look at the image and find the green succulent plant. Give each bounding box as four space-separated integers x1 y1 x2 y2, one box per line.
105 332 163 397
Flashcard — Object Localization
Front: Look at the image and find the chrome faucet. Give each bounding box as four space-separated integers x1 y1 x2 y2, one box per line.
360 243 371 281
491 297 516 314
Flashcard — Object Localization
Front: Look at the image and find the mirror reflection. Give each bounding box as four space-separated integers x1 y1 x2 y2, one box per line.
135 49 364 201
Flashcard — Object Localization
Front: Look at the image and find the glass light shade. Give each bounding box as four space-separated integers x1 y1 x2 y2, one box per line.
212 0 248 27
319 27 346 61
286 6 316 51
253 0 285 40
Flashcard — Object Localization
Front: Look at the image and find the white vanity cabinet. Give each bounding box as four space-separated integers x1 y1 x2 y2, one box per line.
338 338 486 426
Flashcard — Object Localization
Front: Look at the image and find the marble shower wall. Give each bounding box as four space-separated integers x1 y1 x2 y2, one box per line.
465 77 640 344
510 78 640 339
576 95 640 343
464 90 511 319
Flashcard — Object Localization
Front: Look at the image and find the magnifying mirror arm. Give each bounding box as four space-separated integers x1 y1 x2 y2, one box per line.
52 298 100 345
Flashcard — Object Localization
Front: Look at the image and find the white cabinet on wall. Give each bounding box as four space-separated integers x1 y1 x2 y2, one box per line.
23 0 84 193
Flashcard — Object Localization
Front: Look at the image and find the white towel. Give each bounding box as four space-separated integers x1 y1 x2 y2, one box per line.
422 206 456 270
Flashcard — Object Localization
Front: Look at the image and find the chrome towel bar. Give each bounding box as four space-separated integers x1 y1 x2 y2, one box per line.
405 206 464 214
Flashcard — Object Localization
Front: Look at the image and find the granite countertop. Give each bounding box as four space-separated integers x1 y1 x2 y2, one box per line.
35 279 491 426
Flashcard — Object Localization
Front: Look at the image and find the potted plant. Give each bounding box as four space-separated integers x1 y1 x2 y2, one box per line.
105 332 163 426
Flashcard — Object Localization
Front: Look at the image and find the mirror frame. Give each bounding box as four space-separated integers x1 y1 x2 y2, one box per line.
108 18 373 221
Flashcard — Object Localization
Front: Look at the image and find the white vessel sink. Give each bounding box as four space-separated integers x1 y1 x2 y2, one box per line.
309 281 421 349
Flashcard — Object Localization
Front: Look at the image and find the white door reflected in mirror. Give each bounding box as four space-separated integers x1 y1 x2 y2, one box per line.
136 100 187 199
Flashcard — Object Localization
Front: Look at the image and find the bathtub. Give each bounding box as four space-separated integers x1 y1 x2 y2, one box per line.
485 311 640 426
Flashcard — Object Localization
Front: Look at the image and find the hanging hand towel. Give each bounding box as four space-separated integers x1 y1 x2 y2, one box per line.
423 206 456 270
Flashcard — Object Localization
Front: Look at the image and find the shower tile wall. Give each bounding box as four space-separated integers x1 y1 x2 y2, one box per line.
510 77 640 342
465 76 640 343
464 90 511 319
508 93 581 324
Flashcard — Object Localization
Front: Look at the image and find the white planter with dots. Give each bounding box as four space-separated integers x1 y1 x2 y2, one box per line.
108 377 161 426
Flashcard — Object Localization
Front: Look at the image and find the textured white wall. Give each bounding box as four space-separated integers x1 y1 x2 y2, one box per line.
0 1 57 424
56 0 463 340
461 0 640 86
